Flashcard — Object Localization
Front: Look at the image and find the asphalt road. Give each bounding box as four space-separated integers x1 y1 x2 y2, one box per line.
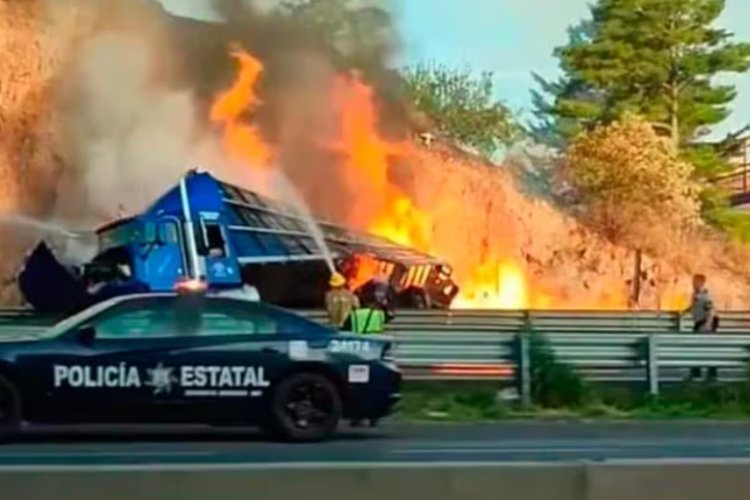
2 421 750 468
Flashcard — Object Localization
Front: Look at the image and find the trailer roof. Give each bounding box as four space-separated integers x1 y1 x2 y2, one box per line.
114 171 445 267
217 179 444 266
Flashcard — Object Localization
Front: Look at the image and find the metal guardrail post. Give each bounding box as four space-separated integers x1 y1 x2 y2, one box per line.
673 311 682 332
646 334 659 396
517 332 532 408
517 311 533 408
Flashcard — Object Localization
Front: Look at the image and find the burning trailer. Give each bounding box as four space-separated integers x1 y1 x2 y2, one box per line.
18 170 459 314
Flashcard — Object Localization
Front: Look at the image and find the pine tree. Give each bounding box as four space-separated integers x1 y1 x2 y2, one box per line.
531 20 603 147
534 0 750 174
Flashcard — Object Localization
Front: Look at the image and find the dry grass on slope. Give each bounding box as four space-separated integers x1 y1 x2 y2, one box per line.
407 142 750 310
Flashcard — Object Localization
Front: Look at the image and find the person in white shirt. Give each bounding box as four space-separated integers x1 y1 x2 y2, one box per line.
684 274 718 380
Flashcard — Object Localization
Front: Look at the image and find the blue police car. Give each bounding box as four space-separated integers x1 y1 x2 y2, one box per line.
0 293 401 442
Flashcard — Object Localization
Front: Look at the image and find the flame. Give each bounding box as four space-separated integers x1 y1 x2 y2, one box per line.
325 72 536 308
210 46 273 168
661 290 690 312
330 73 432 251
451 259 529 309
208 46 642 311
210 48 531 309
370 195 433 249
341 254 381 291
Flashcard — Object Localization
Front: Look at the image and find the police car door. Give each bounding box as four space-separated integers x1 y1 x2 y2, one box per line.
35 297 191 423
172 298 287 419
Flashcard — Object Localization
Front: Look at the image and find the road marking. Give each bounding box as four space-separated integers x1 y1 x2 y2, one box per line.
396 447 615 455
0 461 584 472
0 451 213 459
3 458 750 472
400 439 750 449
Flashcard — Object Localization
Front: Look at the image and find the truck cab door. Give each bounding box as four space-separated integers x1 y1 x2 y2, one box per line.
197 212 241 287
139 219 186 291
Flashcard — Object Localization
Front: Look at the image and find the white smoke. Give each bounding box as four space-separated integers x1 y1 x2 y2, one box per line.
55 30 214 223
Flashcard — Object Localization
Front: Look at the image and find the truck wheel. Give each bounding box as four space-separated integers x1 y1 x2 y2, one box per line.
0 375 20 441
268 372 342 442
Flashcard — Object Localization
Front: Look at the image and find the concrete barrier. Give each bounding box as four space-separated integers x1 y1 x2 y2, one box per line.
3 461 750 500
588 461 750 500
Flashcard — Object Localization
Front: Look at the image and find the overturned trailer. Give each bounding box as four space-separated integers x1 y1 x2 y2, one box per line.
18 170 459 313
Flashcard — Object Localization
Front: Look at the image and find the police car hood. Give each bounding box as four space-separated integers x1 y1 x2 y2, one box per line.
0 331 49 343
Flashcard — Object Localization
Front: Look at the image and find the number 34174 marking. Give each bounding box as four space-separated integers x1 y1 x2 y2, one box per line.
328 339 372 354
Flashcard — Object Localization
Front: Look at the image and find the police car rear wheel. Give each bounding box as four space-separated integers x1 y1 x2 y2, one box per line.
270 373 342 442
0 376 20 440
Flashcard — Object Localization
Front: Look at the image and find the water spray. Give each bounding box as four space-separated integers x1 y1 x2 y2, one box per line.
0 214 85 239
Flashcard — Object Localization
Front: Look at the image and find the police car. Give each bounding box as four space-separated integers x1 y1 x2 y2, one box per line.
0 293 400 442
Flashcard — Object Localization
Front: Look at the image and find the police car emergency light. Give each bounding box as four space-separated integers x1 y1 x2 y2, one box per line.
174 278 208 294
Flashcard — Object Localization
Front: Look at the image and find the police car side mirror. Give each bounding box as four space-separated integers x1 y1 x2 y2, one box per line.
76 325 96 345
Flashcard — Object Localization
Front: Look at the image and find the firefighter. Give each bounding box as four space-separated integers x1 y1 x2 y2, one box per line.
325 271 359 330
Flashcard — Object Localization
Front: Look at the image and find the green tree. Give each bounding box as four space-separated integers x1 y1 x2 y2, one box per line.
535 0 750 167
531 20 602 147
402 63 521 157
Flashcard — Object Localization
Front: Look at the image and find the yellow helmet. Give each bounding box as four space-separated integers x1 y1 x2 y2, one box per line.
329 272 346 288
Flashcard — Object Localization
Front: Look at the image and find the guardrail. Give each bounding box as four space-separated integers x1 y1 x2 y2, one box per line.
389 330 750 399
304 310 750 398
4 307 750 332
2 308 750 396
302 309 750 333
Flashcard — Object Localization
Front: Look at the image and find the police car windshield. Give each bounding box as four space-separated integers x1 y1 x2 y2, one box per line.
40 298 125 339
40 297 333 339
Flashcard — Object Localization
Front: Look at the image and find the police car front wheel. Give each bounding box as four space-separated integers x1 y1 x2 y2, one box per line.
269 372 342 442
0 375 20 441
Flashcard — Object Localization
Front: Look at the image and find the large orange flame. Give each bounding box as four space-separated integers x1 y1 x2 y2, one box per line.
326 71 528 308
210 46 273 168
451 260 529 309
208 46 535 309
207 46 650 311
329 73 432 250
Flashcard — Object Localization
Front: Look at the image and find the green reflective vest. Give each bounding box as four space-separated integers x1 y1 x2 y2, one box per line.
349 308 385 334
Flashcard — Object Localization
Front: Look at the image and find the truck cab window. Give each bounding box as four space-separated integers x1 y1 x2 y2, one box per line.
204 223 227 258
160 221 179 244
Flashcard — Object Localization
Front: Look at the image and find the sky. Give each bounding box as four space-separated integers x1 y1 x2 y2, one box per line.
160 0 749 139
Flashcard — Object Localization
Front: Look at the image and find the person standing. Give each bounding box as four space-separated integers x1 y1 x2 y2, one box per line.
686 274 718 332
347 274 397 334
372 273 396 323
684 273 719 380
325 271 359 330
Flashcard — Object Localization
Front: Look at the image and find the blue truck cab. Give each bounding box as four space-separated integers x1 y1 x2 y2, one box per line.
92 175 242 293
